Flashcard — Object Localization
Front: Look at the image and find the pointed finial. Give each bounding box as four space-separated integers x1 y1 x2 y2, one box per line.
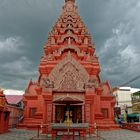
67 51 72 60
65 0 75 3
68 37 71 45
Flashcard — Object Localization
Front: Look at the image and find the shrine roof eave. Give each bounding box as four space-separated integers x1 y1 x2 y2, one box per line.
53 100 83 104
52 90 85 93
53 96 84 104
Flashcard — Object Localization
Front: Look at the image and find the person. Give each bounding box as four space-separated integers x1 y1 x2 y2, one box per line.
114 116 118 124
118 116 122 128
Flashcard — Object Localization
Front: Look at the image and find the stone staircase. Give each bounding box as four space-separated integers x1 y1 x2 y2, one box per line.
17 112 43 130
95 120 119 130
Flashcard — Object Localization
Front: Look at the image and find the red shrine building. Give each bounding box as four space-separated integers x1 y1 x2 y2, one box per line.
20 0 117 131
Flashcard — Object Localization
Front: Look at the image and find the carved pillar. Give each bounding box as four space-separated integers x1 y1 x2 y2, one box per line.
95 87 102 117
46 103 52 124
84 104 86 123
94 95 102 118
53 104 56 123
85 104 90 123
43 94 52 124
82 105 84 123
91 99 95 124
90 101 95 134
42 93 52 134
85 94 94 123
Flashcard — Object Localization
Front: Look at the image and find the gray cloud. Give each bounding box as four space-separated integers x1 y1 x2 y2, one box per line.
0 36 24 54
0 0 140 90
98 0 140 87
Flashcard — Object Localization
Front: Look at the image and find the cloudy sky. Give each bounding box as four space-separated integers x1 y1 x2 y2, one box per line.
0 0 140 90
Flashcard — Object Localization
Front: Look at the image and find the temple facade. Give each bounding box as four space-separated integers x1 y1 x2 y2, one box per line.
20 0 117 131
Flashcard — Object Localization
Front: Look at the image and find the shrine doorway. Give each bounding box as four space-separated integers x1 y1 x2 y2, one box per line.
53 94 84 124
55 104 82 123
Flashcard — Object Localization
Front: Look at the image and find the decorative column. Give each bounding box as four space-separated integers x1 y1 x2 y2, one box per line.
52 104 56 123
85 92 94 124
46 103 52 124
90 96 95 124
94 87 103 119
43 94 52 125
85 103 90 123
90 95 95 134
82 105 84 123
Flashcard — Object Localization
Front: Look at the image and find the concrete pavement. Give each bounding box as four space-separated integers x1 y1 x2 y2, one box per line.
0 129 140 140
0 129 36 140
100 129 140 140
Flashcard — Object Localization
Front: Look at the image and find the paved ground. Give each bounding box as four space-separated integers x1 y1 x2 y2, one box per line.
0 129 36 140
100 129 140 140
0 129 140 140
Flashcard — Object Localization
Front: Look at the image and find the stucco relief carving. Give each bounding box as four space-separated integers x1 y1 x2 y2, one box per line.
84 77 98 89
53 93 85 102
48 52 89 91
59 45 80 54
57 34 82 45
43 78 54 88
59 71 77 91
46 53 54 61
52 45 84 60
39 75 54 90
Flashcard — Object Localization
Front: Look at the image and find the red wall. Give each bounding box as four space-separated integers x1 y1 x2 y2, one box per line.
7 105 23 128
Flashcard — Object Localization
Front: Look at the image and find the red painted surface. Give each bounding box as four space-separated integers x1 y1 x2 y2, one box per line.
0 90 10 134
7 105 23 128
19 0 118 132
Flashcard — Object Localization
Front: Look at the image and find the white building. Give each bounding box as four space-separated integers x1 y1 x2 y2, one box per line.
113 87 140 116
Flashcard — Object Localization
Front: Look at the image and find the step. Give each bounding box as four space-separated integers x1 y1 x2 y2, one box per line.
97 124 119 130
34 112 43 119
17 124 27 129
23 118 43 123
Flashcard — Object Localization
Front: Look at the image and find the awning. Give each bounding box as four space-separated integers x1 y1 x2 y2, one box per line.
127 113 139 118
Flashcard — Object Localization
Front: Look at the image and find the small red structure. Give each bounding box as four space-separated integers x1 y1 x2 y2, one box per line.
6 95 23 128
0 89 10 134
19 0 117 132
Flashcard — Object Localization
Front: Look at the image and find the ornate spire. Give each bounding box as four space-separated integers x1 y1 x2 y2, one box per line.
43 0 95 63
65 0 75 3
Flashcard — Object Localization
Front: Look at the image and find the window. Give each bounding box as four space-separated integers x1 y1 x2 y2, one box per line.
101 108 109 118
29 108 37 118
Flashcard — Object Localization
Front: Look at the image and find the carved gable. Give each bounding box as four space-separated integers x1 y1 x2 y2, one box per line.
48 52 89 91
59 70 77 91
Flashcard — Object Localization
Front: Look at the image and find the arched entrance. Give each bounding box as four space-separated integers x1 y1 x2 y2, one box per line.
52 92 85 124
